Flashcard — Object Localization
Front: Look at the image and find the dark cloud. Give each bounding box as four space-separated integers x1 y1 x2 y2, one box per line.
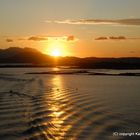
27 35 78 42
95 37 108 40
130 51 136 54
28 36 48 41
4 35 78 43
67 36 75 41
6 39 13 42
95 36 127 41
48 18 140 26
109 36 126 40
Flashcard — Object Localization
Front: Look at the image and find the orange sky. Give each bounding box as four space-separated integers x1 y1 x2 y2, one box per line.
0 0 140 57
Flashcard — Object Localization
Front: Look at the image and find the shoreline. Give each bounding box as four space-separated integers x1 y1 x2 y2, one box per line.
0 65 140 70
26 70 140 76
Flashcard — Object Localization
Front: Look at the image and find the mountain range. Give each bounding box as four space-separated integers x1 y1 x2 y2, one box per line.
0 47 140 69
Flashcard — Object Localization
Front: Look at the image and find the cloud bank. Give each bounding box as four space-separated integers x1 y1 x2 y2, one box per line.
46 19 140 26
95 36 140 40
109 36 126 40
28 36 48 41
5 35 78 43
95 37 108 40
6 39 13 42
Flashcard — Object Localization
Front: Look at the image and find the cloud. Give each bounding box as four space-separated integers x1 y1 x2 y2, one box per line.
67 36 76 41
44 35 78 42
54 36 78 42
130 51 136 54
27 35 78 42
6 39 13 42
109 36 126 40
95 36 128 41
4 35 78 43
28 36 48 41
95 37 108 40
46 19 140 26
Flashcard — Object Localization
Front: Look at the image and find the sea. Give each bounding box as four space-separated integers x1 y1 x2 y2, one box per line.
0 68 140 140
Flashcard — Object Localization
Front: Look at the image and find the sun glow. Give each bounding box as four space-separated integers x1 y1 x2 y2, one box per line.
51 49 61 57
45 40 70 57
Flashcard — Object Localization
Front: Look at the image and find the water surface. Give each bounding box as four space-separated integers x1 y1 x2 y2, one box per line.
0 68 140 140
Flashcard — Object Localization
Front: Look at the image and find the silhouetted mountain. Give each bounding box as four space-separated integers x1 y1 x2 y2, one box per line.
0 47 24 58
58 57 140 69
0 47 52 65
0 47 140 69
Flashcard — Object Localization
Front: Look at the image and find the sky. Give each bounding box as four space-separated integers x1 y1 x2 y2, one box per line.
0 0 140 57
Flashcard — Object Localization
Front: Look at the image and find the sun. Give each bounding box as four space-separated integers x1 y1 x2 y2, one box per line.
47 42 65 57
51 49 61 57
44 39 71 57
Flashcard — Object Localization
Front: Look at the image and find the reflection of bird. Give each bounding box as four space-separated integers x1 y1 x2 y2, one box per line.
57 88 59 91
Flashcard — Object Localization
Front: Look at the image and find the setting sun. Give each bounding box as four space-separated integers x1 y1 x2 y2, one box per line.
45 39 71 57
51 49 61 57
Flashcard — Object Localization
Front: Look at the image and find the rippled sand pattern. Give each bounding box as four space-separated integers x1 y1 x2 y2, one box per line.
0 74 139 140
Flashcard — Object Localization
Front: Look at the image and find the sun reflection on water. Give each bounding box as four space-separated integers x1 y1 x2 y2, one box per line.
44 75 72 139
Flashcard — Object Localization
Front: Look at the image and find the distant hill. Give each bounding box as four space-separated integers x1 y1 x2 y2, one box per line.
0 47 140 69
0 47 53 65
58 57 140 69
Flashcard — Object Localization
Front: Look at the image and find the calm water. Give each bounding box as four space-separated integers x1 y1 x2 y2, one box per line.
0 68 140 140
